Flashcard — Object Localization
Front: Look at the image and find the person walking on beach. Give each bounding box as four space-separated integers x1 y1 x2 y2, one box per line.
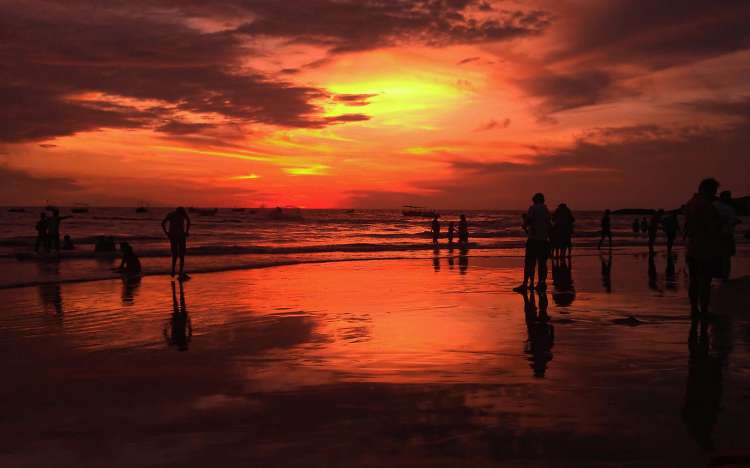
648 210 664 253
431 214 440 245
162 207 191 280
552 203 575 258
47 209 71 257
714 191 740 280
458 214 469 245
684 178 722 318
514 193 550 292
34 212 48 253
598 209 612 250
448 221 455 246
663 212 680 256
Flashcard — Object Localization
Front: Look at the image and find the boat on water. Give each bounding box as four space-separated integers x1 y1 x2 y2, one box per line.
267 206 303 220
135 206 148 213
401 205 438 218
71 204 90 214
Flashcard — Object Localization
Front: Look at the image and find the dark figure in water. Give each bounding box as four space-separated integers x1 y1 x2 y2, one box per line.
34 212 48 253
515 193 550 292
447 221 455 246
551 256 575 306
62 234 75 250
598 209 612 250
647 250 659 291
165 281 192 351
522 289 554 378
458 247 469 275
714 190 740 281
600 253 612 293
684 178 722 318
458 214 469 244
632 218 640 234
162 207 191 280
115 242 142 277
431 214 440 245
47 209 71 256
648 209 664 253
640 217 648 233
551 203 575 258
662 213 681 256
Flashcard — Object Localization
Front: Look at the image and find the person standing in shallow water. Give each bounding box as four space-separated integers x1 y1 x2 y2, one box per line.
598 209 612 250
684 178 722 318
662 212 680 256
34 212 48 253
514 193 550 292
458 214 469 244
714 190 740 280
648 209 664 253
162 207 191 280
430 214 440 245
447 221 455 246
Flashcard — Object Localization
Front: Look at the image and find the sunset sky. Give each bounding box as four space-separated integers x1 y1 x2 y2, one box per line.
2 0 749 208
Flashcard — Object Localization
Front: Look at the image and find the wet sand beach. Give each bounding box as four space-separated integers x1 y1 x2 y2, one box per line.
1 249 750 467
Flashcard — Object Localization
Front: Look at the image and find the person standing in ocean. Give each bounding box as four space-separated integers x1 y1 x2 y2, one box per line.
648 209 664 253
714 190 741 280
162 207 191 280
47 209 71 257
34 212 48 253
458 214 469 245
431 214 440 245
684 178 722 318
662 212 680 256
552 203 575 258
514 193 550 292
447 221 455 246
598 209 612 250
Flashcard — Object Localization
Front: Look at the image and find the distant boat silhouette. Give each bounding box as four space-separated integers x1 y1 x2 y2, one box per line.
268 206 303 220
135 206 148 213
71 203 89 214
402 205 437 218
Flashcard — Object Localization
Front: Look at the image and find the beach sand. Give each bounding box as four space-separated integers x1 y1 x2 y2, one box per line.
1 249 749 467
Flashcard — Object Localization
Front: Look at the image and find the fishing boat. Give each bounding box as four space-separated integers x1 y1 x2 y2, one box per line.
401 205 438 218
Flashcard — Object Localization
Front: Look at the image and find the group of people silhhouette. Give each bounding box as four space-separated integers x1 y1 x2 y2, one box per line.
32 206 192 282
431 213 469 247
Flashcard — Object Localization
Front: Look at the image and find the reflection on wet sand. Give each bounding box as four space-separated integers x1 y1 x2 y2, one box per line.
552 256 575 307
648 251 661 292
600 253 612 292
458 247 469 275
38 283 63 316
164 281 192 351
121 277 142 305
522 290 554 378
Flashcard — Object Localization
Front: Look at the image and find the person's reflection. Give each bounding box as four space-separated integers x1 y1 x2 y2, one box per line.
682 316 728 451
121 277 142 305
458 247 469 275
164 281 192 351
551 256 575 306
432 247 441 272
648 251 661 292
522 290 554 378
39 283 63 316
600 253 612 293
447 251 455 270
665 253 678 291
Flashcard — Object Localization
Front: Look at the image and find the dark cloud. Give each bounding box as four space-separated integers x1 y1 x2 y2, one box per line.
475 118 511 131
332 94 378 106
156 121 219 135
457 56 481 65
324 114 371 124
677 96 750 120
0 165 81 204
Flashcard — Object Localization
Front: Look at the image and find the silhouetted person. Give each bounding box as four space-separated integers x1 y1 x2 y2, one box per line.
714 191 740 281
665 253 677 290
458 214 469 244
458 247 469 274
662 213 680 256
115 242 142 278
523 289 554 378
640 217 648 233
47 209 71 257
551 203 575 258
94 235 116 253
551 256 575 306
431 215 440 245
685 178 722 318
162 207 191 280
648 250 659 291
34 213 48 253
600 253 612 293
447 221 455 246
61 234 75 250
165 281 192 351
648 209 663 252
515 193 550 292
632 218 640 234
598 209 612 250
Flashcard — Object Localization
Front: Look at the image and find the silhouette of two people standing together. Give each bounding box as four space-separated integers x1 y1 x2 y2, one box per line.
34 209 72 257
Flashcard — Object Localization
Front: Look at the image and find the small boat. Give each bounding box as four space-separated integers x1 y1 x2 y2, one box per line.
135 206 148 213
401 205 438 218
71 204 89 214
268 206 303 220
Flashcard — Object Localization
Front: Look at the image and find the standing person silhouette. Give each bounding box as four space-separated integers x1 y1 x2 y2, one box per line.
431 214 440 245
598 209 612 250
458 214 469 244
714 190 740 281
162 207 191 281
447 221 455 246
34 212 48 253
514 193 550 292
648 209 664 253
684 178 722 318
47 209 71 257
552 203 575 258
663 212 680 256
